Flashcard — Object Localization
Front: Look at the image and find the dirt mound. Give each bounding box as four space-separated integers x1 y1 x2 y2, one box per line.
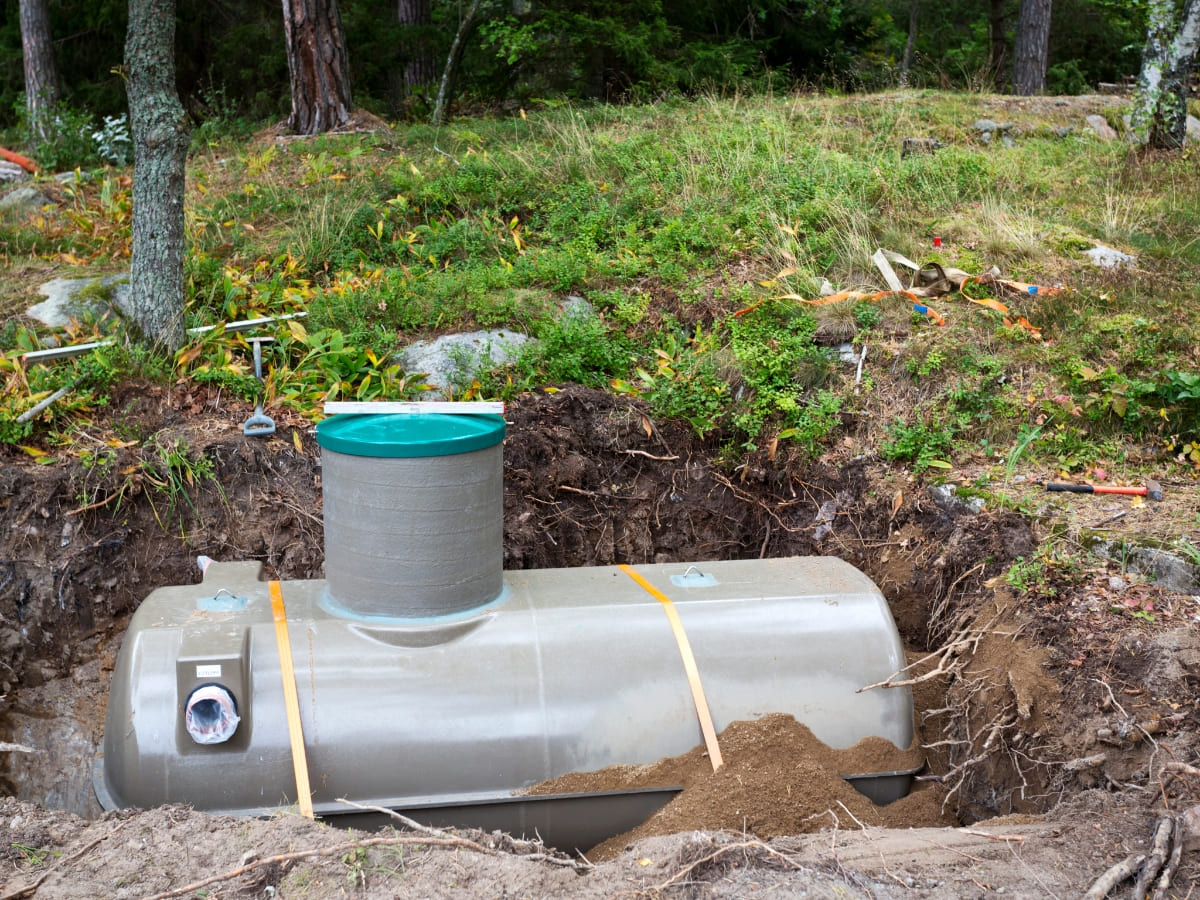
531 713 945 859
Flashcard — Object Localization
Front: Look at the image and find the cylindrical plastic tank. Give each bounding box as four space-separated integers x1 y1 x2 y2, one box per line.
316 413 506 618
96 556 915 843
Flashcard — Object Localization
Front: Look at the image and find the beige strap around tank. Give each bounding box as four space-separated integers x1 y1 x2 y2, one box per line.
270 580 314 818
618 564 724 771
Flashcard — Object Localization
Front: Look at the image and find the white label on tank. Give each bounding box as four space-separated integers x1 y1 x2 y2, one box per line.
196 664 222 678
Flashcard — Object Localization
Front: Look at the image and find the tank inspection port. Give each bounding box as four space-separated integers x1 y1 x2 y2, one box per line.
184 684 241 745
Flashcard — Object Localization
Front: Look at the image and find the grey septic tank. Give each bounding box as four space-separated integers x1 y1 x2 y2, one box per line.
94 412 917 850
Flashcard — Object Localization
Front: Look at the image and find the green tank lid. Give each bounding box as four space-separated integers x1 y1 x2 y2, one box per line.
316 414 506 458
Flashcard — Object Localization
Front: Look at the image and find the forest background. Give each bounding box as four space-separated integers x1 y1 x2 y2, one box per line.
0 0 1147 147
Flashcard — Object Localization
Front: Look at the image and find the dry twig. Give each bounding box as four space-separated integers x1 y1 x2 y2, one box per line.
1 821 128 900
649 839 802 893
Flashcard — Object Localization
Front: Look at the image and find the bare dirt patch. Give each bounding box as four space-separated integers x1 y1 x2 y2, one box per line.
3 384 1200 898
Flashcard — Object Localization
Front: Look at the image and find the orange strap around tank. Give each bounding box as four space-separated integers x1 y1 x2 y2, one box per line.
270 580 314 818
617 565 724 771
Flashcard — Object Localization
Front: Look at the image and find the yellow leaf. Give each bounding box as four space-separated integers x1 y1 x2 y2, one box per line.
105 438 138 449
18 444 47 458
542 386 560 393
926 459 953 469
1131 496 1145 508
293 429 303 453
241 223 256 231
637 858 653 867
775 266 797 279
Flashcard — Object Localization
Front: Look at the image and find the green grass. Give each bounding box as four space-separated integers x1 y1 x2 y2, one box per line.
3 90 1200 477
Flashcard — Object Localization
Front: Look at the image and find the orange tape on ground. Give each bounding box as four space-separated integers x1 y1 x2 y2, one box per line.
618 565 724 771
270 580 314 818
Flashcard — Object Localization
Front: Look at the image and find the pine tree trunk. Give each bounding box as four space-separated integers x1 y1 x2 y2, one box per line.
1131 0 1200 148
1011 0 1052 95
282 0 353 135
19 0 60 144
398 0 437 95
900 0 918 85
125 0 190 351
988 0 1009 89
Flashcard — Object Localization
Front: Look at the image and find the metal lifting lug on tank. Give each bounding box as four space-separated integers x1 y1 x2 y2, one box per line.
94 410 918 852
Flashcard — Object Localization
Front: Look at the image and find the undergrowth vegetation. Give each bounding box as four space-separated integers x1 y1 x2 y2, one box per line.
2 90 1199 481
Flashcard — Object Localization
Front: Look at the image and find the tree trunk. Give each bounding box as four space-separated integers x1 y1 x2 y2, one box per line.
1131 0 1200 149
431 0 484 126
282 0 353 135
900 0 918 85
125 0 191 352
398 0 437 95
19 0 60 144
1011 0 1052 95
988 0 1009 89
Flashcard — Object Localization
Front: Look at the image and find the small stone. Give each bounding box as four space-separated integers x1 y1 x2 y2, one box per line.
1085 245 1136 269
973 119 998 133
1108 576 1128 591
1086 114 1118 141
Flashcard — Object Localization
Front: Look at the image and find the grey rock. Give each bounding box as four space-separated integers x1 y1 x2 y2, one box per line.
1085 244 1136 269
1188 115 1200 144
1090 541 1200 594
53 169 90 184
929 484 985 515
0 184 52 212
1001 134 1016 148
974 119 999 133
901 137 944 157
1085 114 1118 141
399 329 534 395
561 294 594 321
1055 126 1074 138
0 160 29 183
26 273 131 328
981 131 992 145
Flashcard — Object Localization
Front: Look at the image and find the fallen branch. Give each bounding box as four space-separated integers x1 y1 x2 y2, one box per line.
335 798 592 870
1150 815 1185 900
958 829 1025 842
1082 853 1144 900
1130 816 1173 898
137 834 499 900
0 741 33 753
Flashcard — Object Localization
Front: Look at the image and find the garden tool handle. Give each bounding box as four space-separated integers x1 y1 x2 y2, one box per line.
1045 483 1094 493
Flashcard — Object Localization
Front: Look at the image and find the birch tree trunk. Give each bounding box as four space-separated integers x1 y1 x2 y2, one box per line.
1012 0 1052 94
282 0 353 135
431 0 484 127
1130 0 1200 149
126 0 191 351
19 0 60 144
